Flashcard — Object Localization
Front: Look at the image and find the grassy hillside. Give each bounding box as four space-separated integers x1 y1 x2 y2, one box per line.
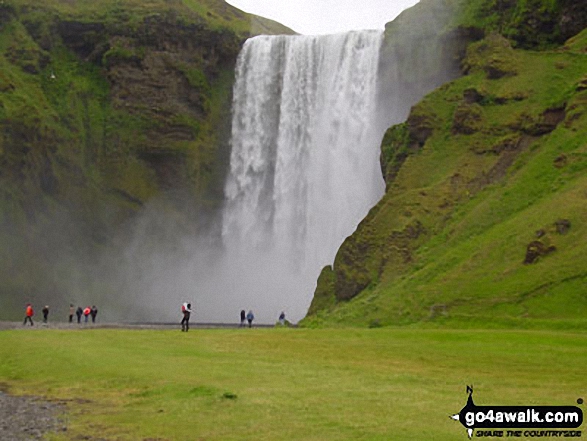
304 6 587 329
0 0 293 318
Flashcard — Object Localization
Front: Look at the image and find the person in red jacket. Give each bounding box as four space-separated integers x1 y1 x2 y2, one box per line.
83 306 91 323
23 303 34 326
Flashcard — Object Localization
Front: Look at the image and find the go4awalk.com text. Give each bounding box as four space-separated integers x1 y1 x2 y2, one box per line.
451 387 583 439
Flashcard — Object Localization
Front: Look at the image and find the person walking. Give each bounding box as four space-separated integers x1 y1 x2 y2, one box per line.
69 304 75 323
42 305 49 324
246 310 254 328
181 302 193 332
75 306 83 324
278 311 286 326
23 303 34 326
83 306 91 323
240 309 246 327
90 305 98 323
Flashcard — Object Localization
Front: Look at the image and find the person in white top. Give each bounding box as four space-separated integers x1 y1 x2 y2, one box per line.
181 302 193 332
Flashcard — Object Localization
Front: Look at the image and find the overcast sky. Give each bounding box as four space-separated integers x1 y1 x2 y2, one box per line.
226 0 420 35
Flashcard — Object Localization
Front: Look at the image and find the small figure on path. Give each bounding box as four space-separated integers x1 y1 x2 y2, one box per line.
75 306 83 324
90 305 98 323
181 302 193 332
278 311 286 326
240 309 246 327
246 310 254 328
23 303 34 326
69 304 75 323
42 305 49 324
83 306 91 323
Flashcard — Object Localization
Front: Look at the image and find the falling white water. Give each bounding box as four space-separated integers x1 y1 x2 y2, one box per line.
219 31 386 323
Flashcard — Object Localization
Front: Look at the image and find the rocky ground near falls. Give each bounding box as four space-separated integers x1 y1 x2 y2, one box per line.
0 390 66 441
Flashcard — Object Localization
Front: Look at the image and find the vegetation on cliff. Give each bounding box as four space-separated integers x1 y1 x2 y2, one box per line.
304 0 587 328
0 0 292 317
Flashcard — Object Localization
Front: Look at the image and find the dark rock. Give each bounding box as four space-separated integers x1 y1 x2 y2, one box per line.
524 240 556 264
559 0 587 42
472 134 521 155
485 62 514 80
512 106 566 136
21 62 38 74
494 91 528 104
407 108 437 146
452 103 483 135
463 87 484 104
532 107 566 135
0 3 15 28
553 154 568 168
57 20 107 60
555 219 571 235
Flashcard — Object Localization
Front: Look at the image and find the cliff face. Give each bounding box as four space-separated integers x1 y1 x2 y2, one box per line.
305 0 587 328
0 0 293 317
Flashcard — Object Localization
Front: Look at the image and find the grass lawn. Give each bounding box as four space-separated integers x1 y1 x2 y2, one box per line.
0 327 585 440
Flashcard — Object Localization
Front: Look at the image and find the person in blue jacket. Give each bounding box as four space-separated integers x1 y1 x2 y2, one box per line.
246 310 254 328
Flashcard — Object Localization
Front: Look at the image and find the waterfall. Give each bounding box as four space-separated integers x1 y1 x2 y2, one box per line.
219 31 386 323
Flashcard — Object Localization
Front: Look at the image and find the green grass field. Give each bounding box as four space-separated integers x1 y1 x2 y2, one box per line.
0 327 585 440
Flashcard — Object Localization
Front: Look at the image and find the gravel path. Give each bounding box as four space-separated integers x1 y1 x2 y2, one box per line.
0 321 180 331
0 321 276 331
0 390 66 441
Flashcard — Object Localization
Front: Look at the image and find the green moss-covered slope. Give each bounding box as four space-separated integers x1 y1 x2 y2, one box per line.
0 0 293 317
304 0 587 328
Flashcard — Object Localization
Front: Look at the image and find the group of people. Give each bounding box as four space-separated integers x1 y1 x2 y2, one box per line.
240 309 255 328
239 310 286 327
25 301 288 329
23 304 49 326
180 305 286 331
70 304 99 324
22 303 98 326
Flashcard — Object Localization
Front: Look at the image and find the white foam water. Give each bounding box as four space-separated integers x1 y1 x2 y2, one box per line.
213 31 386 323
